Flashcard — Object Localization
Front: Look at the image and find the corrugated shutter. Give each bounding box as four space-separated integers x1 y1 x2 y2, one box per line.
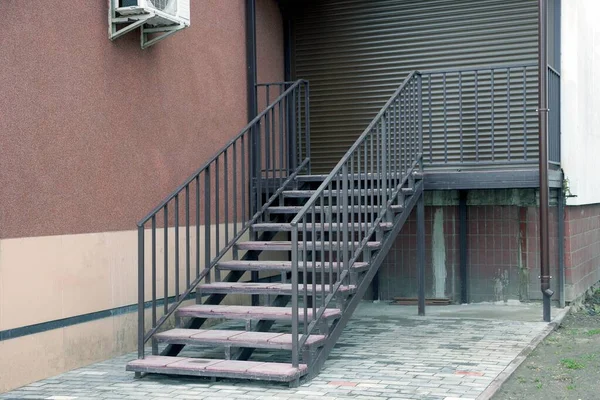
292 0 539 173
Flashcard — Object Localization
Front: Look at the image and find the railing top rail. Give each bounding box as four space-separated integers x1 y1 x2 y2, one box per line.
290 71 419 226
548 65 560 76
255 81 299 86
420 61 537 76
138 79 307 226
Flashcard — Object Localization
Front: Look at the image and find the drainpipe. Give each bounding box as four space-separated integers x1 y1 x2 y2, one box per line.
246 0 259 306
246 0 257 122
538 0 553 322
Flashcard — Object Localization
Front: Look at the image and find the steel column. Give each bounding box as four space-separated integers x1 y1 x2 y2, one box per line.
539 0 553 322
417 191 426 316
459 190 468 304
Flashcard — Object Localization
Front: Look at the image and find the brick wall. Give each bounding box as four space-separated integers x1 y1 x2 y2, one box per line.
564 204 600 301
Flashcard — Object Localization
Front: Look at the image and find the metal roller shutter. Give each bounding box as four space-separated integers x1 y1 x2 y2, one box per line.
292 0 539 173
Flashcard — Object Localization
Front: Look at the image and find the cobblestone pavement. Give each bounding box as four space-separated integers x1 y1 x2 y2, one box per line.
0 302 555 400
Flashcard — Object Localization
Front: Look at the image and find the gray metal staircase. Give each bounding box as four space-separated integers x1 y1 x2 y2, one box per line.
126 73 424 385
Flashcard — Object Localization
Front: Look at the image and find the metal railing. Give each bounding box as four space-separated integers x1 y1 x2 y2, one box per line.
548 66 561 164
421 62 540 168
135 80 310 359
288 72 423 367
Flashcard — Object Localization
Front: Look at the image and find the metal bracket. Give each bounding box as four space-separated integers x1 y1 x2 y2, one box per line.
108 0 187 49
141 24 186 49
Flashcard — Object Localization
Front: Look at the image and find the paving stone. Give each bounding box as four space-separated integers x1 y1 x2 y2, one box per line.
0 302 550 400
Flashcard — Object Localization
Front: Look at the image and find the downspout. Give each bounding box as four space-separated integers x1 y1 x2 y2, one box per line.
538 0 553 322
246 0 259 306
246 0 258 122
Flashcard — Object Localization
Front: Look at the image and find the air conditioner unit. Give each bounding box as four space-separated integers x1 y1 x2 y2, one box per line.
109 0 190 49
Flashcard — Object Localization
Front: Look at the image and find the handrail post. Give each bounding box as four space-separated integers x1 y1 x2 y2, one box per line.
289 89 297 175
418 73 423 171
290 225 299 367
137 224 145 360
342 165 350 277
305 82 311 174
381 115 388 215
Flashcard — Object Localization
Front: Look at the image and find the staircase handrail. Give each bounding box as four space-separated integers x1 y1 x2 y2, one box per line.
135 79 310 360
289 71 423 367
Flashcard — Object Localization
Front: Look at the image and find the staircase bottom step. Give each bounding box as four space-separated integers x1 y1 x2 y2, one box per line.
126 356 308 382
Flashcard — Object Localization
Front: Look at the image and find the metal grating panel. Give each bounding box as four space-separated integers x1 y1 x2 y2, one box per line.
292 0 539 172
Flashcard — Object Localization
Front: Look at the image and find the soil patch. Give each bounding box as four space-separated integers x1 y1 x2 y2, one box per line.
493 289 600 400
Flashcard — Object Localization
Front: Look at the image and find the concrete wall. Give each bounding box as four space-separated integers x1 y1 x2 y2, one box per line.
0 0 283 392
560 0 600 206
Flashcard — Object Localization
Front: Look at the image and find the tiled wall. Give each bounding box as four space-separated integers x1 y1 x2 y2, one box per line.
379 202 564 303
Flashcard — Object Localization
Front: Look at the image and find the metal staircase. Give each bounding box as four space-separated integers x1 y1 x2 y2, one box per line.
126 72 424 385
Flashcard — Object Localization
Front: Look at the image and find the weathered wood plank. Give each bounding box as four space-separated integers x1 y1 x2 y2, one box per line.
197 282 356 296
216 260 370 273
176 305 342 321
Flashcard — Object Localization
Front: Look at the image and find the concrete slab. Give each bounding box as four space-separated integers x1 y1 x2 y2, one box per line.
0 301 567 400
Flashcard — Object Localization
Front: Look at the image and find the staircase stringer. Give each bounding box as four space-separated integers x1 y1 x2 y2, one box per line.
307 179 424 380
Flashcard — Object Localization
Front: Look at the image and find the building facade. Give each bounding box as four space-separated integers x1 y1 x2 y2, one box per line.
1 0 599 392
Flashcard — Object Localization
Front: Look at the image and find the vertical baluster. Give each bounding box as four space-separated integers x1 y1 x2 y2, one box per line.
523 67 528 161
443 73 447 163
342 165 350 284
241 136 246 226
507 68 511 161
151 216 156 327
163 206 168 314
491 69 495 161
279 94 285 176
278 103 283 188
350 156 355 256
336 173 342 279
137 224 145 359
224 150 229 247
204 169 211 284
357 146 362 246
185 185 190 288
306 82 311 174
368 131 376 228
215 157 220 266
418 73 423 169
427 75 432 163
291 224 299 368
271 110 277 195
174 195 179 301
302 214 308 334
459 72 463 163
320 192 325 307
311 204 316 318
195 176 200 278
475 70 479 161
233 142 238 240
363 139 368 240
328 186 333 292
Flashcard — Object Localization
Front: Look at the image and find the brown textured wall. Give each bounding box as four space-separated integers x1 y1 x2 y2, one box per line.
0 0 283 239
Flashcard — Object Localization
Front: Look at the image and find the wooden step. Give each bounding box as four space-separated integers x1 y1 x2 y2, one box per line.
235 240 382 251
251 222 393 232
154 328 327 350
216 260 370 273
267 204 404 214
197 282 356 296
126 356 308 382
176 305 342 321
